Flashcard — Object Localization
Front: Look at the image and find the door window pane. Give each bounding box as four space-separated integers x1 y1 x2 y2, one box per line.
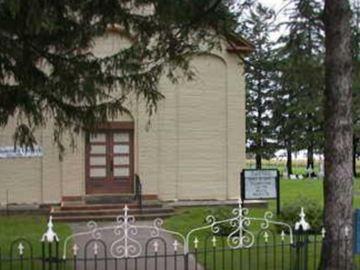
90 145 106 154
114 156 129 165
114 167 129 177
89 133 106 142
90 168 106 177
114 145 129 154
90 156 107 166
114 133 129 142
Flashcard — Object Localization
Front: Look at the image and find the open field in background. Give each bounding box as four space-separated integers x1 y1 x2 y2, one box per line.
246 158 360 175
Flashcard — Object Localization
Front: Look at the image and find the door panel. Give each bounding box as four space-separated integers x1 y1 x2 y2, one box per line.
90 167 107 177
89 156 107 166
114 167 130 177
113 144 130 154
89 133 106 142
113 133 129 142
85 129 134 194
90 145 107 154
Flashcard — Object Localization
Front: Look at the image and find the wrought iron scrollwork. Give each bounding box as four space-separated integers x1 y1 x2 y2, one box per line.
61 197 303 259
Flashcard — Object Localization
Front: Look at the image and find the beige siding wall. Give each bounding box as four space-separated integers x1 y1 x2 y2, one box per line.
0 120 41 204
0 121 60 204
0 32 245 204
136 52 245 200
60 135 85 198
226 55 246 199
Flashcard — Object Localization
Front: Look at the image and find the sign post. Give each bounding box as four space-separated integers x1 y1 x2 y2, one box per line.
241 169 280 215
354 209 360 254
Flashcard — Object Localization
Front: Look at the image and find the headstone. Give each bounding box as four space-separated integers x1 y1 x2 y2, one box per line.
283 168 288 179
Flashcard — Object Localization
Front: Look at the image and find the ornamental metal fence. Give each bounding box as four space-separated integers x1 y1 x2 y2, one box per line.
0 200 357 270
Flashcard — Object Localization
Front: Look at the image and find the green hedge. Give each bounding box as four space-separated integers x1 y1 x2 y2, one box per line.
279 196 323 233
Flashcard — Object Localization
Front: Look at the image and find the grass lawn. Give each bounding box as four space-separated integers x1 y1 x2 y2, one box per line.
164 177 360 270
165 178 360 233
0 215 72 269
270 177 360 209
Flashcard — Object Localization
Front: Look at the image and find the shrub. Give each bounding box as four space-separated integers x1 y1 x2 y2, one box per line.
279 196 323 233
205 207 236 236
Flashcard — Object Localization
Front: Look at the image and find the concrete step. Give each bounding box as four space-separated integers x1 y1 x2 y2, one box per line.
60 202 162 211
60 203 138 211
168 199 268 208
52 212 173 222
84 195 144 204
51 207 174 217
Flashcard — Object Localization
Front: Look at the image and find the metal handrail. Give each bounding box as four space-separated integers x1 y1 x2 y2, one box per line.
135 174 142 210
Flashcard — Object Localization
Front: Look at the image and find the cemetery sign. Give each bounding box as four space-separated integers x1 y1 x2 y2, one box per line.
241 169 280 214
0 146 43 159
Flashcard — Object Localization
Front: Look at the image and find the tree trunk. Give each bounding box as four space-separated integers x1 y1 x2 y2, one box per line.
307 145 314 169
322 1 353 269
255 154 262 169
306 145 315 178
307 116 315 170
286 144 293 176
354 136 359 177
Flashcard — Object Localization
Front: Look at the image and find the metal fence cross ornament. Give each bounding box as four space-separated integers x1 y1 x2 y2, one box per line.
17 242 24 256
295 207 311 231
41 216 59 243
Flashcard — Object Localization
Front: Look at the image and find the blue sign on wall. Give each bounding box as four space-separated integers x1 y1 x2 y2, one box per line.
354 209 360 254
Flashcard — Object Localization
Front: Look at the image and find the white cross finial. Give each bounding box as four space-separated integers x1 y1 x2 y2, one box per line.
93 243 99 255
263 232 269 243
173 240 178 252
41 216 59 242
194 237 199 249
238 197 243 207
18 243 24 256
299 208 305 219
72 244 79 256
212 236 217 247
281 231 286 241
124 205 129 215
321 227 326 239
153 241 159 253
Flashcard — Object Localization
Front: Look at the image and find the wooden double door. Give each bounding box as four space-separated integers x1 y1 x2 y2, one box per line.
85 129 134 194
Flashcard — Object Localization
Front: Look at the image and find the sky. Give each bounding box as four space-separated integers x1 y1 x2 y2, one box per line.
253 0 292 41
258 0 288 11
257 0 294 22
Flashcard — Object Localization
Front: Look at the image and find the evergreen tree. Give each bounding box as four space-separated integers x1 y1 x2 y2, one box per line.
352 0 360 177
275 0 325 173
271 70 301 175
0 0 237 151
238 1 277 169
